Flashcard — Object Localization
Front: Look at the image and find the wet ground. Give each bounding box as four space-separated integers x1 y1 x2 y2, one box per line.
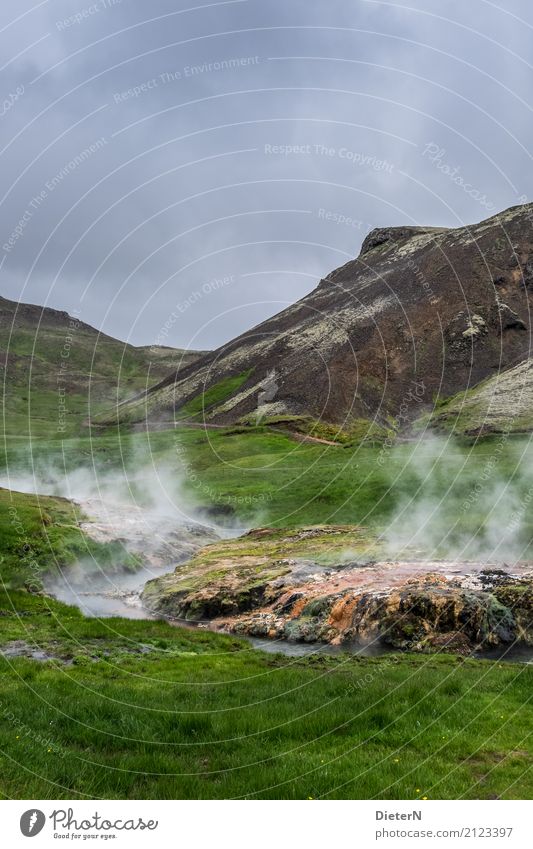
45 494 222 618
9 489 531 664
246 636 533 663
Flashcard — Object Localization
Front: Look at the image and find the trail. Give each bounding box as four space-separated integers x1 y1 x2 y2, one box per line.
277 429 340 446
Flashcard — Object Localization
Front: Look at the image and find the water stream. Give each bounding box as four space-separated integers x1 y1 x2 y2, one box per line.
5 483 532 664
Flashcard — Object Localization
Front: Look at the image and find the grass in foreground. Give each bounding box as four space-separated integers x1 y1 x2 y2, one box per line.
0 590 531 800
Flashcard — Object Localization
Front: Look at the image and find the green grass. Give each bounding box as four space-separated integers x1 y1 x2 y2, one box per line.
0 487 138 591
1 428 532 799
0 299 199 438
415 363 533 437
0 590 531 800
4 426 533 557
176 369 253 420
262 415 392 445
171 427 533 557
415 386 489 436
3 304 533 800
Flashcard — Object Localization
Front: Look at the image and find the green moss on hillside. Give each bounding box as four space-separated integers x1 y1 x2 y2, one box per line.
176 369 253 420
264 415 393 445
420 359 533 436
0 297 202 437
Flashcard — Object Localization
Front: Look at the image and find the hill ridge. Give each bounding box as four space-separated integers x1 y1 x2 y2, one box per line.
100 201 533 430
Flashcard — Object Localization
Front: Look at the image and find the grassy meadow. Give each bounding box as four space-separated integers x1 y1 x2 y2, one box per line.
0 589 531 800
0 424 532 799
3 424 533 556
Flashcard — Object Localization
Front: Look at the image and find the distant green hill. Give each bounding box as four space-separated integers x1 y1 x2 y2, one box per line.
0 296 205 437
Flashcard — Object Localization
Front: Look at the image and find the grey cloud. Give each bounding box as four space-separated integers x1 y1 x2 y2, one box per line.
0 0 532 348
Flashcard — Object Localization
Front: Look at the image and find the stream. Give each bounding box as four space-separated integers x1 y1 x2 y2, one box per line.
46 494 234 619
48 519 533 666
6 485 532 665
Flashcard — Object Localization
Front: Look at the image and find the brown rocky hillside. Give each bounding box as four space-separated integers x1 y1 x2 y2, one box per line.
99 203 533 429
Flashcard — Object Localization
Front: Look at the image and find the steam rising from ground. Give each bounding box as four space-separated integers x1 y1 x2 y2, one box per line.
2 452 192 524
0 443 238 618
2 432 533 619
1 436 249 532
381 434 533 562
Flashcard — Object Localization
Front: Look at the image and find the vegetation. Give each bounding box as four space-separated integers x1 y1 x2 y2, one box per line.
0 589 531 800
260 415 392 445
3 425 533 557
1 424 532 799
176 369 253 420
0 487 138 591
0 297 200 437
3 247 533 801
416 359 533 436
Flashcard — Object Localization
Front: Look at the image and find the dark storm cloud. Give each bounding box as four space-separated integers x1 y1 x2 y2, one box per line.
1 0 532 349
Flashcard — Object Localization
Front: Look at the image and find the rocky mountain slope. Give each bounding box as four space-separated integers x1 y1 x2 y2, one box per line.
102 202 533 431
425 356 533 436
0 295 205 436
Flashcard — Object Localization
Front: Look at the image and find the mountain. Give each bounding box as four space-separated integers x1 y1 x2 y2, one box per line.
0 295 206 436
100 202 533 432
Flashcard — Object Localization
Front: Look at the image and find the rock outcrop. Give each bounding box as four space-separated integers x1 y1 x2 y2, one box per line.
141 527 533 654
359 225 446 256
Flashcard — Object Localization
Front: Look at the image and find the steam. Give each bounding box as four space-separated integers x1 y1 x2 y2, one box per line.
0 439 242 618
381 434 533 562
2 446 191 522
0 436 247 531
4 429 533 620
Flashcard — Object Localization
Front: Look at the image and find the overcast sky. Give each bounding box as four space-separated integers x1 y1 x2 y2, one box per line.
1 0 532 349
